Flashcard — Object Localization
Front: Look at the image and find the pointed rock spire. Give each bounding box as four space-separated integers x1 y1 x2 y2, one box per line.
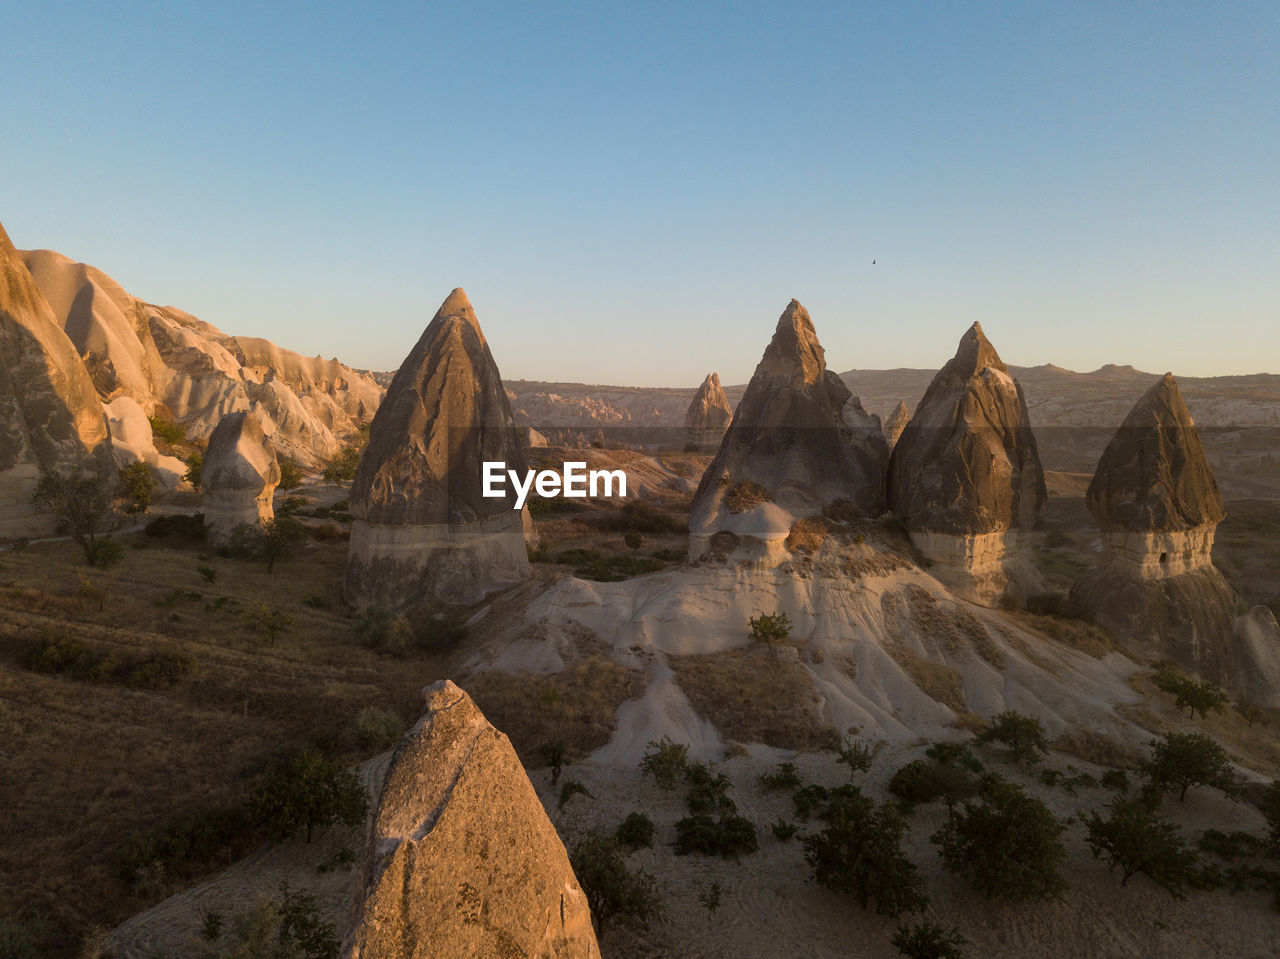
345 289 530 609
688 299 888 563
343 680 601 958
684 372 733 447
888 323 1045 535
1086 373 1225 531
882 400 911 450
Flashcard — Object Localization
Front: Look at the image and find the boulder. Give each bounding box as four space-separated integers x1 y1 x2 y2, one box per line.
1069 374 1243 684
684 372 732 449
0 220 114 538
201 411 280 544
342 680 600 959
345 289 531 609
886 322 1047 606
688 300 888 565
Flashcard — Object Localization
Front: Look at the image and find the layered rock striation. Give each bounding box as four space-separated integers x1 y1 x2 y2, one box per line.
345 289 531 609
887 322 1047 606
1 222 114 537
689 300 888 565
342 680 600 958
684 372 733 449
1069 374 1241 682
201 411 281 544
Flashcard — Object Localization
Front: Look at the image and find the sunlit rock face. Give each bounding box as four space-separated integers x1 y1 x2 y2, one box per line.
684 372 733 450
345 289 531 610
1070 373 1239 680
342 680 601 959
688 300 889 566
21 247 383 469
0 221 114 538
201 411 280 544
886 322 1047 606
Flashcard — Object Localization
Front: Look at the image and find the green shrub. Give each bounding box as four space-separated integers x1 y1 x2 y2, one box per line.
118 805 258 891
976 710 1048 765
639 737 688 791
117 460 154 515
570 833 663 938
558 779 593 810
674 814 759 858
354 707 405 751
684 762 735 815
149 416 187 446
758 761 802 792
651 547 685 562
748 611 792 643
623 531 643 549
616 812 655 851
145 512 207 542
931 777 1066 901
278 455 305 491
771 818 798 841
202 882 338 959
250 749 368 843
1085 794 1201 897
184 451 203 490
803 787 926 917
1142 732 1237 802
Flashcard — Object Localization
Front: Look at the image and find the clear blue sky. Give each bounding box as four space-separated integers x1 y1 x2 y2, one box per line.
2 2 1276 385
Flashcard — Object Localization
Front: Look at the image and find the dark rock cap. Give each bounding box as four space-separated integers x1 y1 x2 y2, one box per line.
887 322 1046 534
1086 373 1225 531
350 289 528 526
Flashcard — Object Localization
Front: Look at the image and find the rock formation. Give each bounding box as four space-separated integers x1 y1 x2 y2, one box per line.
684 372 733 449
345 289 531 609
882 400 911 450
0 222 114 537
688 300 889 565
201 411 280 544
1234 607 1280 709
21 246 382 469
1068 374 1242 683
886 322 1047 606
342 680 600 959
104 396 188 490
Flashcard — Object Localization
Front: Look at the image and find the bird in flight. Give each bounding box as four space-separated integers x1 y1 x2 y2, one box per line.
872 259 877 265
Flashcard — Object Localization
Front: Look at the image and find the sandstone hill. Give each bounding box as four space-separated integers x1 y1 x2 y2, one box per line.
0 224 115 537
19 245 382 470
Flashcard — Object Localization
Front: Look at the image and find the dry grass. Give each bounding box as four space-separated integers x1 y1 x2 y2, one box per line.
464 655 644 768
883 640 967 714
722 480 774 514
1009 610 1112 659
1052 727 1144 770
785 516 832 554
0 532 449 958
668 647 838 751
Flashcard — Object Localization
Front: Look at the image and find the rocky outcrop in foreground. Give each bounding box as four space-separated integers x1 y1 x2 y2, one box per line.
345 289 531 609
1069 374 1265 694
201 411 281 545
887 322 1047 606
684 372 733 449
689 300 888 565
0 221 114 537
343 680 600 958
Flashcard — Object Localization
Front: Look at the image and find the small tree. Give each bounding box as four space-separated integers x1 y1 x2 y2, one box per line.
837 736 875 780
1154 671 1229 721
976 710 1048 765
1142 732 1237 802
117 460 154 515
198 882 338 959
892 921 969 959
251 749 368 843
803 787 927 916
698 881 722 920
30 472 116 565
251 603 295 645
931 777 1066 901
278 455 305 491
616 812 655 851
1084 794 1200 897
257 516 305 573
748 611 792 644
639 737 689 791
570 833 663 939
184 451 203 490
